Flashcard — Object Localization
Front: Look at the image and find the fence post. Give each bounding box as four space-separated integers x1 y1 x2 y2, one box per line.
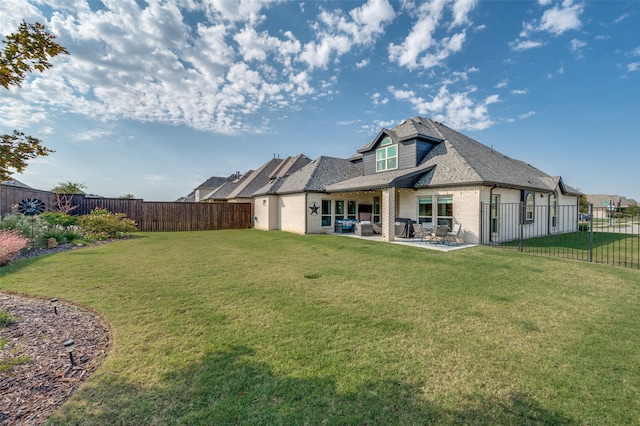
588 203 594 263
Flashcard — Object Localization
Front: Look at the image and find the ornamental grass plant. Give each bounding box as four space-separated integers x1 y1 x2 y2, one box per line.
1 230 639 425
0 229 29 266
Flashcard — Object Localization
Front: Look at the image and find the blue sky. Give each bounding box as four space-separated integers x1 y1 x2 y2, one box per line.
1 0 639 201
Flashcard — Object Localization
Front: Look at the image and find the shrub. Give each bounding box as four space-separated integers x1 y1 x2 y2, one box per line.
0 211 46 239
34 226 71 247
76 208 137 240
0 229 29 266
39 211 77 227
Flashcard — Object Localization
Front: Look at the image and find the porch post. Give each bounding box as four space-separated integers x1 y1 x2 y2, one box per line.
381 187 395 242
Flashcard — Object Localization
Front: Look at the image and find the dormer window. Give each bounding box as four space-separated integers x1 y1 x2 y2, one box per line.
376 137 398 172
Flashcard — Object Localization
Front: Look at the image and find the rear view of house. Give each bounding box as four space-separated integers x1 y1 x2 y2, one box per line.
253 117 581 244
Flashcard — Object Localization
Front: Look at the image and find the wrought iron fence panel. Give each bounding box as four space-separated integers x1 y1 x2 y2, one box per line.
481 203 639 269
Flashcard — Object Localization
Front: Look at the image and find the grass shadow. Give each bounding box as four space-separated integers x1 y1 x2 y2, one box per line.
50 346 574 425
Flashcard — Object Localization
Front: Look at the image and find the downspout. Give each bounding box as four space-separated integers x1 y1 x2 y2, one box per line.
304 192 308 235
547 193 552 235
489 184 497 243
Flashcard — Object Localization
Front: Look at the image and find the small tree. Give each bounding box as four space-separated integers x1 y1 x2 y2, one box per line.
578 195 589 213
1 21 68 181
51 181 86 194
0 131 52 181
52 193 79 214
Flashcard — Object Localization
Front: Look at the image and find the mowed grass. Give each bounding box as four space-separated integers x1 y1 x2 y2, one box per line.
1 230 639 425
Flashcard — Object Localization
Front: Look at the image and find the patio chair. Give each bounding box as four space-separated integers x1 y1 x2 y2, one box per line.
428 225 449 244
446 223 462 245
412 223 427 242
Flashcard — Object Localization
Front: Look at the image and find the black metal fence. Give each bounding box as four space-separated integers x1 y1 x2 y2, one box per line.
481 203 640 269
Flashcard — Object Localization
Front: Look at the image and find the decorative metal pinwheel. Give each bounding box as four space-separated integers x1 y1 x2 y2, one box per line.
18 198 45 216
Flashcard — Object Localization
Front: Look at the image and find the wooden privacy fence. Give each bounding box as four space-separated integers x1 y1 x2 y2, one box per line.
0 185 252 232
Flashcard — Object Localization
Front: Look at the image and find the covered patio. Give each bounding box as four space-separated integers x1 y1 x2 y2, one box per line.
334 231 477 252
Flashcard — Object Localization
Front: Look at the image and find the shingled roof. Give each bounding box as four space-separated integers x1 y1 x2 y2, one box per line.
256 116 580 196
413 118 573 192
262 156 363 195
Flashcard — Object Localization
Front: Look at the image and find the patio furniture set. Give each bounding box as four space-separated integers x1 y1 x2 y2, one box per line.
335 219 462 244
334 219 374 236
412 223 462 245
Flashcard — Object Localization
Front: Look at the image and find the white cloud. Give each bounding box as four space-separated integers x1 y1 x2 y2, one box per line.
519 111 536 119
371 92 389 106
356 59 369 68
72 128 113 142
510 39 544 51
299 0 395 69
450 0 477 28
539 1 583 35
388 0 477 70
146 174 168 184
570 38 586 52
510 89 528 95
495 79 508 89
1 0 366 135
614 13 629 24
510 0 583 51
627 62 640 73
389 84 495 131
485 94 500 105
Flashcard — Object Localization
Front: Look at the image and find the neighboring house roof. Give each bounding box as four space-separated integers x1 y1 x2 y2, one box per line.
269 154 312 179
1 179 32 189
586 194 638 208
176 191 195 202
197 176 233 190
261 156 363 195
204 173 251 201
225 159 284 199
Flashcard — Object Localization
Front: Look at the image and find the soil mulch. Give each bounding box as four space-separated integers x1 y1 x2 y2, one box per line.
0 292 111 425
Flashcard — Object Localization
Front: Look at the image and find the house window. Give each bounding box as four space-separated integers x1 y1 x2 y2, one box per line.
347 200 357 220
551 192 558 227
491 194 500 233
437 195 453 229
373 196 380 223
376 137 398 172
418 197 433 225
321 200 332 227
335 200 345 219
523 191 535 223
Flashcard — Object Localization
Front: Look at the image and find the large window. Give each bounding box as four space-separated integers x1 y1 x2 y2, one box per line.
418 195 452 228
335 200 345 219
321 200 332 227
524 191 535 223
324 199 357 225
418 197 433 225
347 200 357 220
437 195 453 229
376 137 398 172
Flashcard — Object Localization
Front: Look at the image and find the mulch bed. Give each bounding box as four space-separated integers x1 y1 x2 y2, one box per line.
1 292 111 424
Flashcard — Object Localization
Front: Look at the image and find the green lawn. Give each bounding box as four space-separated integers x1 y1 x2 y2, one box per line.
2 230 639 425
